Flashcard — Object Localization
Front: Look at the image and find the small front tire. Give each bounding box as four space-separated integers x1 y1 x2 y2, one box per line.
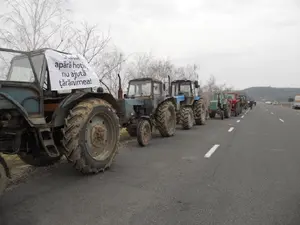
137 119 152 147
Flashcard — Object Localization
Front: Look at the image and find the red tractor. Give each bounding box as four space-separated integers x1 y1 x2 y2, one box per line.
226 92 242 117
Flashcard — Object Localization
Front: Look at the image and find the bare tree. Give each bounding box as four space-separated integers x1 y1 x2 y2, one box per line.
0 0 71 50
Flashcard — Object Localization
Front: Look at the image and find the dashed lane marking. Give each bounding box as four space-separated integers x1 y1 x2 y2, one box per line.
228 127 234 132
271 112 274 115
237 120 241 123
204 144 220 158
279 118 284 123
241 115 244 118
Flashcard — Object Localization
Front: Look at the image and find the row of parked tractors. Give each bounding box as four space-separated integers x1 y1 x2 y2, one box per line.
0 48 253 196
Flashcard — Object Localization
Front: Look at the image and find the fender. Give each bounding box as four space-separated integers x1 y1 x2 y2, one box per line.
0 92 33 127
52 92 119 127
0 155 11 179
155 97 176 114
138 115 153 130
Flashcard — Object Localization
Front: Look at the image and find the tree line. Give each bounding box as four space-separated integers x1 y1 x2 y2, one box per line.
0 0 234 97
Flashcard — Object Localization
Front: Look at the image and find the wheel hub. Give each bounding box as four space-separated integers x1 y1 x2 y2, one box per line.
90 124 107 148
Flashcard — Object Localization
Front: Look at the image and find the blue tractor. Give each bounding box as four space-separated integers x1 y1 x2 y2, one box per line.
169 77 208 130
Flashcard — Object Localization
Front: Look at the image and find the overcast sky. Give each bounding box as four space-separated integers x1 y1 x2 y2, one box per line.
68 0 300 89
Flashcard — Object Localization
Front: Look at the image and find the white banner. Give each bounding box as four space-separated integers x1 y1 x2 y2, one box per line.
45 50 100 91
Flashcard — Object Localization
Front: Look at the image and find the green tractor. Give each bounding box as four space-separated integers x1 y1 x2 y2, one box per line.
117 77 177 147
169 78 208 130
209 92 232 120
0 48 121 196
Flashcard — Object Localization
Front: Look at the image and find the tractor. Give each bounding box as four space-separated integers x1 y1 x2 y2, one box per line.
226 92 242 116
169 78 207 130
0 48 120 196
209 92 231 120
116 77 177 147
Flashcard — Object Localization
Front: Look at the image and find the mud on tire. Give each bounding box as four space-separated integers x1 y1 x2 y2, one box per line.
155 100 176 137
0 156 9 196
194 100 206 125
62 98 120 174
180 107 193 130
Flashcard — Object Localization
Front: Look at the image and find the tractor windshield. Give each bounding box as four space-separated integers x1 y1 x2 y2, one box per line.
227 93 236 100
128 80 152 97
171 81 191 96
4 54 44 82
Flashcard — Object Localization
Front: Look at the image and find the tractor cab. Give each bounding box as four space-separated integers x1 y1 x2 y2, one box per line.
170 79 200 106
126 78 164 99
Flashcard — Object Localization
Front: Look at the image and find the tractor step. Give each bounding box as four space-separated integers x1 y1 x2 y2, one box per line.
37 128 60 157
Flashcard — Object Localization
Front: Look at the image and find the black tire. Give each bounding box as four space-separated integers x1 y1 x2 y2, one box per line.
180 107 194 130
209 111 216 118
220 111 224 120
62 98 120 174
194 100 206 125
176 112 181 124
126 125 137 137
155 101 176 137
224 106 230 118
137 119 152 147
18 153 62 167
0 157 8 196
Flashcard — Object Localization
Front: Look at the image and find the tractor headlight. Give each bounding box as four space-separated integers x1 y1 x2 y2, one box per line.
131 112 135 116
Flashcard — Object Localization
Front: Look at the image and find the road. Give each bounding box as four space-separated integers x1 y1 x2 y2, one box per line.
1 102 300 225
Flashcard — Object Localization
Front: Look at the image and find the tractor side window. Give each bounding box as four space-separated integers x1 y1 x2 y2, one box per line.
153 82 161 95
7 56 35 82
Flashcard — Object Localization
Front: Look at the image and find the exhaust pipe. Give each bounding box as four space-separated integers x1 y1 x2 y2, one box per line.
117 74 123 99
168 75 171 96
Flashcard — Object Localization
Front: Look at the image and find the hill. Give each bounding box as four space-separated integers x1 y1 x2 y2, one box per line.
241 86 300 102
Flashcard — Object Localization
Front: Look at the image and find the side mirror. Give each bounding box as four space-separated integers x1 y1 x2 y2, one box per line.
97 87 104 93
194 81 199 88
163 83 166 91
124 94 128 98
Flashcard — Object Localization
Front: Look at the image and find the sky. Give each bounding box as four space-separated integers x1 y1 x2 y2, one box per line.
67 0 300 89
1 0 299 89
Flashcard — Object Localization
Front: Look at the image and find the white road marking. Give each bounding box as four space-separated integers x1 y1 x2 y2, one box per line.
279 118 284 123
228 127 234 132
271 112 274 115
237 120 241 123
204 144 220 158
241 115 244 118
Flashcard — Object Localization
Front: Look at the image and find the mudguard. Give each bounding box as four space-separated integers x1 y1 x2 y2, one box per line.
52 92 119 127
0 92 33 127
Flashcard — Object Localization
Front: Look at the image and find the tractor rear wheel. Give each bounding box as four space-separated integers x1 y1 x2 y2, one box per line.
156 101 176 137
0 157 8 196
224 105 231 118
181 107 194 130
137 119 152 147
194 100 206 125
62 98 119 174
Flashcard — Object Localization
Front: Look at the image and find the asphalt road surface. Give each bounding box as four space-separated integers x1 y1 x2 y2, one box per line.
1 102 300 225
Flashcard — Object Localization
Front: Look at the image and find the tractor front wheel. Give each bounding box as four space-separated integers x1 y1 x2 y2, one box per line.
137 119 152 147
220 111 224 120
156 101 176 137
209 111 216 118
62 98 120 174
224 105 231 118
181 107 194 130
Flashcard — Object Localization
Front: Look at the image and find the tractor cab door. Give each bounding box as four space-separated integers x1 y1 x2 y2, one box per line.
0 53 45 124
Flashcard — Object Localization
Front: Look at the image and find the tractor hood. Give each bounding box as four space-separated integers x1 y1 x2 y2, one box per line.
117 98 146 125
209 100 218 110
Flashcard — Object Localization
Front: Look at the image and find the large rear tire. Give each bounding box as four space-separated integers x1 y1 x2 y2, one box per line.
62 98 120 174
181 107 194 130
155 101 176 137
194 100 206 125
0 157 8 196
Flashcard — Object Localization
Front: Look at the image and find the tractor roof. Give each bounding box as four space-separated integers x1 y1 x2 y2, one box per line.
171 79 194 84
0 47 70 56
129 77 161 83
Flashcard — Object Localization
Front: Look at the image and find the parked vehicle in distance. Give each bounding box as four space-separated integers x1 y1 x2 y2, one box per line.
292 95 300 109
